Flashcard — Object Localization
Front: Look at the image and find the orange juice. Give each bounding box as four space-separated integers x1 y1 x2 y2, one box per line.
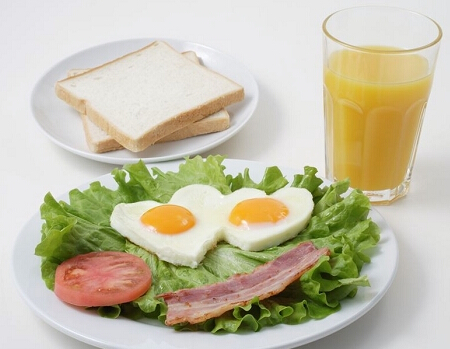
324 48 433 191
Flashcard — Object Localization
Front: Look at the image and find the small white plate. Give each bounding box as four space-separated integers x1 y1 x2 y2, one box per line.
12 159 398 349
31 39 259 164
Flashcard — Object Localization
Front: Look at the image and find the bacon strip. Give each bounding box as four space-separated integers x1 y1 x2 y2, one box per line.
157 241 329 325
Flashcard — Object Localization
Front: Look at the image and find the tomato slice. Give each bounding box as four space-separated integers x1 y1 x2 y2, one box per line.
54 251 152 307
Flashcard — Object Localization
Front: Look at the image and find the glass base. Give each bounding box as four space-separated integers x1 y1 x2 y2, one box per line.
362 181 410 205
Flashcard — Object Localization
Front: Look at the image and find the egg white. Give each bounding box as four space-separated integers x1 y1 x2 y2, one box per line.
110 184 314 268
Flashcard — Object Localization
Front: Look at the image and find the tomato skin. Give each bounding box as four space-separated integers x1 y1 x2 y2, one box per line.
54 251 152 307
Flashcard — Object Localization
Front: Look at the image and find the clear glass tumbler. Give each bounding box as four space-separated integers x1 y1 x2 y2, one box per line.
323 6 442 204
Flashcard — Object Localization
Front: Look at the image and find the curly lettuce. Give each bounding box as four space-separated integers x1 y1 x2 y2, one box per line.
35 155 380 332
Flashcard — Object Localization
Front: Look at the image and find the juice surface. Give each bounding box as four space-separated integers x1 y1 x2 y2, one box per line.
324 48 433 191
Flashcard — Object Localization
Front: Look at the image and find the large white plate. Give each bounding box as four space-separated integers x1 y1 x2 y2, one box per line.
13 159 398 349
30 39 259 164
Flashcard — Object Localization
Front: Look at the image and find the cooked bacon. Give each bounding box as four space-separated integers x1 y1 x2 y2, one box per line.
157 241 330 325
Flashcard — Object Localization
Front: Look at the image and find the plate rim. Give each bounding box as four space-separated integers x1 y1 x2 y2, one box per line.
12 158 399 349
30 38 259 164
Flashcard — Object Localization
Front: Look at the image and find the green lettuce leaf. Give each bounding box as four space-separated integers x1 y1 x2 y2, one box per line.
35 155 380 332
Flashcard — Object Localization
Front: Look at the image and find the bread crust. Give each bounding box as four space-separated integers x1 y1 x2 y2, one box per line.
158 109 230 143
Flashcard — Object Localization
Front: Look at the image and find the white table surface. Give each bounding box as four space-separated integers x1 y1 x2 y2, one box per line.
2 0 449 348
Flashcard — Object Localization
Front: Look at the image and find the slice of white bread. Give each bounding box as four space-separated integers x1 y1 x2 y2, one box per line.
68 51 230 153
56 41 244 152
80 107 230 153
156 109 230 142
80 109 230 152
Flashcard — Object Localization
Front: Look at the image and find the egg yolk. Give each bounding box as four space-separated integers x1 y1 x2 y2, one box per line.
228 198 289 227
140 204 196 234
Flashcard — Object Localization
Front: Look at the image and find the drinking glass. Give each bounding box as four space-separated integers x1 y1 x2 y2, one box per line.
323 6 442 204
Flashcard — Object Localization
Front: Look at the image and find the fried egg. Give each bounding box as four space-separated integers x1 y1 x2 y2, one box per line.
216 187 314 251
110 184 314 268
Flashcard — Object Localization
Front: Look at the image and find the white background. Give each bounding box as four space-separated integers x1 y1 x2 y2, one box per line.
1 0 449 348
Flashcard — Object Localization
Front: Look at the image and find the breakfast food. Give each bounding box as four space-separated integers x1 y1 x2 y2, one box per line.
79 104 230 153
156 109 230 143
36 155 380 333
67 50 231 153
158 241 329 325
56 41 244 152
110 184 314 267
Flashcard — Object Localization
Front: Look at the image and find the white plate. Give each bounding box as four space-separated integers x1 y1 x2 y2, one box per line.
12 159 398 349
30 39 259 164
